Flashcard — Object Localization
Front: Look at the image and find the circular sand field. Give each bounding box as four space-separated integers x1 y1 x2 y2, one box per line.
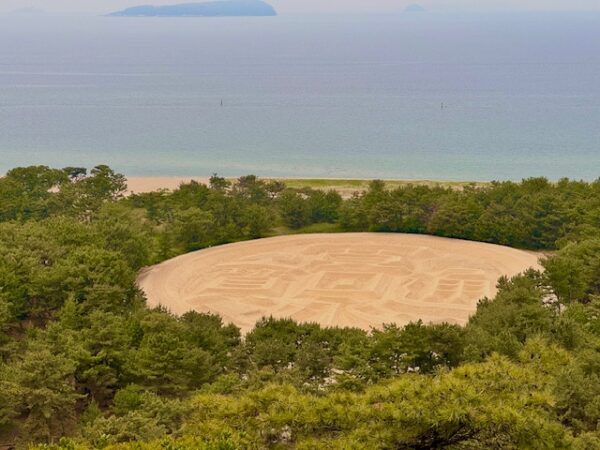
137 233 541 332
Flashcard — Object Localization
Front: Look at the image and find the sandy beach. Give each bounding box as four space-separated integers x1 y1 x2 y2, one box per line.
125 176 372 198
137 233 541 333
126 177 212 194
125 176 488 197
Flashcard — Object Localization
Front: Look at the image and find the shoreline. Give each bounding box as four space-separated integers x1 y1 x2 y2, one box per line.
125 176 490 196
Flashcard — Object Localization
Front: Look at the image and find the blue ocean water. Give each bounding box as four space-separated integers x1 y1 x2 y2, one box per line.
0 13 599 180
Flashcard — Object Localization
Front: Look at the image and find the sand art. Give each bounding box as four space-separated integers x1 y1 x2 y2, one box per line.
137 233 541 333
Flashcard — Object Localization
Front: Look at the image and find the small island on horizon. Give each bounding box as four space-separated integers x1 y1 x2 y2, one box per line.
403 4 426 13
109 0 277 17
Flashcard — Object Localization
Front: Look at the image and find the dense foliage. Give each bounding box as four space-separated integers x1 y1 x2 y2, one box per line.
2 165 600 448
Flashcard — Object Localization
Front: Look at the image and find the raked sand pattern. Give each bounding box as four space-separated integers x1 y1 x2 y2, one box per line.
137 233 541 333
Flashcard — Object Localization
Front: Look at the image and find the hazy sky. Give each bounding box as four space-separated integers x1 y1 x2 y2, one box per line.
2 0 600 14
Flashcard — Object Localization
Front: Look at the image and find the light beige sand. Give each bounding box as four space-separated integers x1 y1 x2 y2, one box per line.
125 176 487 197
125 176 364 198
125 176 365 198
126 177 212 194
137 233 541 333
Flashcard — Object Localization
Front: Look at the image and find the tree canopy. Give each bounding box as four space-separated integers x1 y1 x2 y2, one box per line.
1 166 600 448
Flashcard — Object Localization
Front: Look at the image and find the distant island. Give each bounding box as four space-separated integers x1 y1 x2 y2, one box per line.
109 0 277 17
403 4 426 13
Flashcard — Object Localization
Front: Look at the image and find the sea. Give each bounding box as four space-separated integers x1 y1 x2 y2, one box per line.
0 12 599 180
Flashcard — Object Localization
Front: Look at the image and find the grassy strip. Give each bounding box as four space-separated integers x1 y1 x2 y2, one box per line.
279 178 490 191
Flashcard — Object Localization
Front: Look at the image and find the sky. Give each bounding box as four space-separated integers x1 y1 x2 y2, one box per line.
2 0 600 14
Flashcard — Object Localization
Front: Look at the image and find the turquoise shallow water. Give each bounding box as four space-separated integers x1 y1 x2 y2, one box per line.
0 13 599 180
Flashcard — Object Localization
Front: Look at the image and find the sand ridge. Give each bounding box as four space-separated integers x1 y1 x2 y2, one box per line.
137 233 541 333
